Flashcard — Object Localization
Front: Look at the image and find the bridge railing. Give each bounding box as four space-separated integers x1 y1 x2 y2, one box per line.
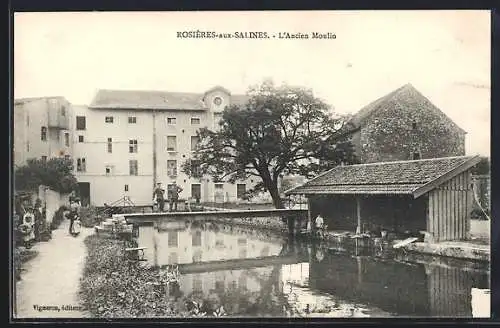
191 196 308 211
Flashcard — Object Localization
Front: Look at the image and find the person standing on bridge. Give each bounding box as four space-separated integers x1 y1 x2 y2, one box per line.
168 181 183 212
153 182 166 212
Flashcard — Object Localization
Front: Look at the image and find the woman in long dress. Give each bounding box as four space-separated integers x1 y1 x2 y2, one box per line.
21 212 36 248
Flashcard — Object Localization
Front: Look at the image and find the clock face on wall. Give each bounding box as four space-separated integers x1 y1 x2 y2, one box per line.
213 97 222 106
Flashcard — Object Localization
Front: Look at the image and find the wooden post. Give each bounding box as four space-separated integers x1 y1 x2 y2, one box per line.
357 256 363 284
308 197 315 235
356 196 361 234
288 215 295 236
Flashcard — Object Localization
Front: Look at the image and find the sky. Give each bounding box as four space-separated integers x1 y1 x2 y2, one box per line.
14 10 491 156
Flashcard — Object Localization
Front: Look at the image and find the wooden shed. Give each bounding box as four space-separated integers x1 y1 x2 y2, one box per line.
285 156 482 242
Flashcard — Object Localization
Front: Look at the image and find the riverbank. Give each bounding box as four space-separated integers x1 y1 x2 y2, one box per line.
79 234 229 318
14 219 92 318
203 206 490 263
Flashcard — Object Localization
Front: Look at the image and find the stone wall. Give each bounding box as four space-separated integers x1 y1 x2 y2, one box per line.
352 88 465 163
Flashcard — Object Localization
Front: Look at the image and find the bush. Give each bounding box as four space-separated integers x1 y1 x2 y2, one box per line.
79 206 100 228
80 235 231 318
13 247 39 281
471 208 490 221
50 205 69 230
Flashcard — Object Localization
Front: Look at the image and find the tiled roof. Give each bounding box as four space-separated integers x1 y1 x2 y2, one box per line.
286 155 481 197
348 83 466 134
89 88 249 110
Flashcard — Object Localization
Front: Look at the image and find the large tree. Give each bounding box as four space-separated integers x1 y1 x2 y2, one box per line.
182 80 358 208
14 157 78 194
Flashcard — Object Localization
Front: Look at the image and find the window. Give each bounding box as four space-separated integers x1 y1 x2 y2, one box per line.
191 183 201 201
213 97 222 106
124 184 129 192
128 116 137 124
167 160 177 176
105 165 114 176
237 238 247 246
412 121 417 130
64 155 70 160
192 250 203 263
26 142 30 152
168 231 178 247
193 276 203 292
215 183 223 190
41 127 47 141
191 136 200 151
61 105 66 117
191 160 201 177
215 280 224 291
64 133 70 147
191 117 201 125
215 239 224 248
237 184 246 199
129 160 138 176
41 156 47 163
105 116 114 123
129 139 138 153
167 117 176 125
107 138 113 153
168 252 179 264
412 152 421 160
192 230 202 247
76 116 86 130
166 136 177 151
78 135 84 143
238 275 247 290
77 158 86 172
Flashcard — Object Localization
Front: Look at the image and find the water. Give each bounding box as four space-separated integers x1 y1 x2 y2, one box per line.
135 220 490 318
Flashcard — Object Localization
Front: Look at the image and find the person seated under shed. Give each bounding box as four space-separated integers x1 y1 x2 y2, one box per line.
315 214 327 237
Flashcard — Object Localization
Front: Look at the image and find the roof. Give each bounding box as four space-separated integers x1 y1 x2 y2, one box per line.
348 83 466 134
14 96 67 106
285 155 482 198
89 88 249 110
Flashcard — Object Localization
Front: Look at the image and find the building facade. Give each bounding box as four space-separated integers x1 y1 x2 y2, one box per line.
347 84 466 164
13 97 73 168
71 86 256 206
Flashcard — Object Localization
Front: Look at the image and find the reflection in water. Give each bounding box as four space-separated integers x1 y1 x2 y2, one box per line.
135 221 490 318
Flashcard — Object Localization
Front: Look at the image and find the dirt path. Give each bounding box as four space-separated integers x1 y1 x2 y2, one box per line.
14 219 93 318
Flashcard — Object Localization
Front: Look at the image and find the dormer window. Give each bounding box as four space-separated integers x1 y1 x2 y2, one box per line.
412 121 417 130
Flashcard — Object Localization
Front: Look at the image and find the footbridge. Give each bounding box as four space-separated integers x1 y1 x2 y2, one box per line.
165 253 309 275
122 208 308 235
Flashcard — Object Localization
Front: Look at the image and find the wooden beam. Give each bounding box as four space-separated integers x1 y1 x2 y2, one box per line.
356 196 361 234
413 156 482 198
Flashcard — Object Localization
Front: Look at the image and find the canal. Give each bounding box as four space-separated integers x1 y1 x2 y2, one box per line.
135 219 490 318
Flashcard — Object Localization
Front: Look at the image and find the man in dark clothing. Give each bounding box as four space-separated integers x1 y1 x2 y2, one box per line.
168 181 183 212
153 183 166 212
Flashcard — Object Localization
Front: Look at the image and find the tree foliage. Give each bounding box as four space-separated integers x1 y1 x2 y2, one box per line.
14 157 78 194
182 80 358 208
471 156 490 175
